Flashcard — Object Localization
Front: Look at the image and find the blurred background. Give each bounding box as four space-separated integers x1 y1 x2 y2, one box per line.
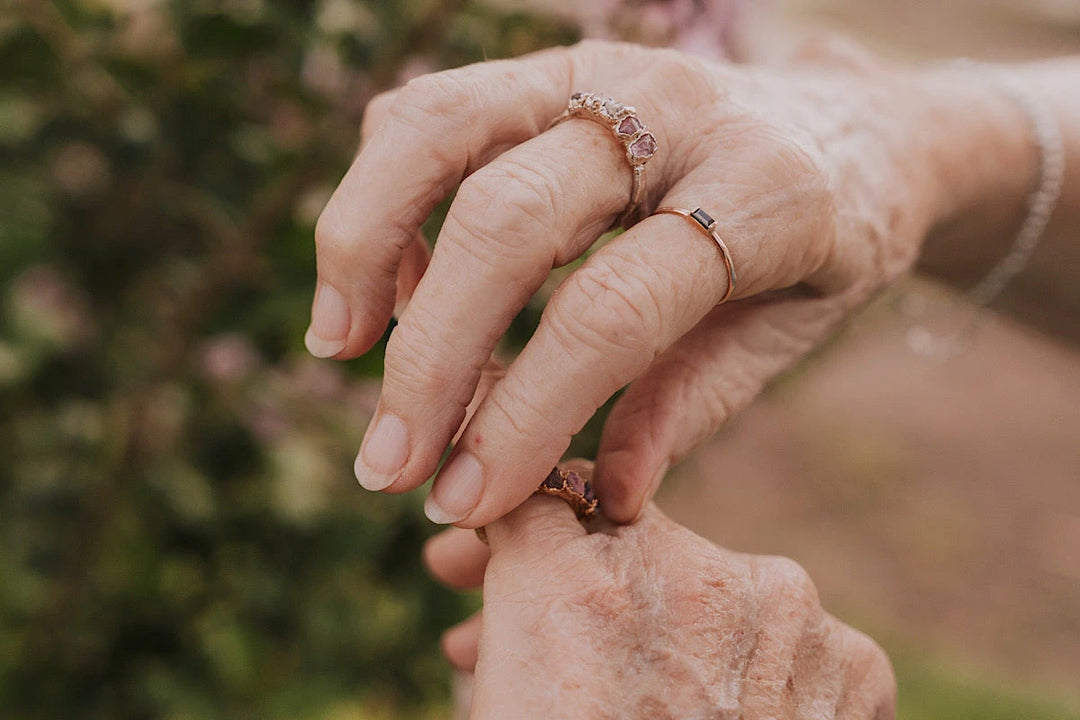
1 1 1077 718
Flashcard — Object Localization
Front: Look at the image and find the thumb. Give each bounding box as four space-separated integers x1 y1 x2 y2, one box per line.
595 295 846 523
483 462 594 558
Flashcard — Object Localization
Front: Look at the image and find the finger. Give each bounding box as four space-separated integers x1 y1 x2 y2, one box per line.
483 494 586 557
306 47 576 360
452 671 474 720
441 611 482 673
364 91 433 320
358 87 400 153
310 89 423 349
594 293 847 522
394 231 430 318
483 464 591 555
423 527 490 590
354 116 639 493
424 209 740 527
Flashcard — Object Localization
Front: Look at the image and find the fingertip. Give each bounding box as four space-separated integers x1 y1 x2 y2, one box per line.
305 282 350 358
441 614 481 673
594 446 669 525
422 527 490 590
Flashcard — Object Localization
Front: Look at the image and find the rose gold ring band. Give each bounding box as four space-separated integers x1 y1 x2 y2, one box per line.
654 206 737 304
548 92 658 229
474 467 598 544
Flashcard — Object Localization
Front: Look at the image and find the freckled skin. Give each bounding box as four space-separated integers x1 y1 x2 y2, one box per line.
464 496 896 719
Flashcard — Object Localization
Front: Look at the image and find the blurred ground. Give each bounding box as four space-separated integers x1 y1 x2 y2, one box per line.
658 0 1080 714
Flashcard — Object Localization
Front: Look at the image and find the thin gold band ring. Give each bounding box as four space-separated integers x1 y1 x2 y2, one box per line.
655 206 737 304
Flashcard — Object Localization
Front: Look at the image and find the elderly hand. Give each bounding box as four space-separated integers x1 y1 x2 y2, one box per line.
308 38 1010 525
424 463 896 719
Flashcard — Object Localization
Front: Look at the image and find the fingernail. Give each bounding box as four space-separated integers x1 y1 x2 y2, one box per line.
425 453 484 524
304 283 349 358
355 413 409 491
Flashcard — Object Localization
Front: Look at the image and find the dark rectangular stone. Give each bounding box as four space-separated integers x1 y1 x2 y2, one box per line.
690 208 714 230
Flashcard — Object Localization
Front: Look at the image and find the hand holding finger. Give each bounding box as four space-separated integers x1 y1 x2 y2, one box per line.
320 39 935 535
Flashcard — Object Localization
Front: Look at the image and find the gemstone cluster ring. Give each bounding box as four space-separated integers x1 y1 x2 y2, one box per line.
474 467 599 544
548 92 658 228
535 466 599 521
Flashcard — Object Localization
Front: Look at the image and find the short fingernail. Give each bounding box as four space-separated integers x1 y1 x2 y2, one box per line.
425 453 484 524
304 283 349 358
355 413 409 491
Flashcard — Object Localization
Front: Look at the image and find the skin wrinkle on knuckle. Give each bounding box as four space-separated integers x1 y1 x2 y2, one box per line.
440 212 540 278
479 386 558 450
557 262 663 359
383 321 479 410
764 555 821 612
397 70 480 125
314 207 395 287
381 87 468 176
450 163 561 261
734 557 825 709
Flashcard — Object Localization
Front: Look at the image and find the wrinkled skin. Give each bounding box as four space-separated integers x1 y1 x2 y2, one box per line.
425 465 896 719
310 38 974 528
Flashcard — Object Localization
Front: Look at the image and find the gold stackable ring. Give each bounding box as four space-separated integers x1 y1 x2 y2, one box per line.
654 207 737 304
475 467 598 545
548 92 658 229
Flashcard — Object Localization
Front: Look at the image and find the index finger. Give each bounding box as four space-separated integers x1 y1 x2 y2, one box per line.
307 47 575 359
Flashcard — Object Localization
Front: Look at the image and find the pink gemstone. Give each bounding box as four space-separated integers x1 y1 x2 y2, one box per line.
629 133 657 159
617 116 642 137
566 471 586 496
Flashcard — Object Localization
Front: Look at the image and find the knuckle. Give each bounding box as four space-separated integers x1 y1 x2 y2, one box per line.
314 201 401 283
757 555 821 610
552 261 662 357
314 202 349 256
837 623 897 717
381 72 476 172
483 379 552 442
383 317 465 407
360 89 398 143
451 160 560 252
395 71 476 128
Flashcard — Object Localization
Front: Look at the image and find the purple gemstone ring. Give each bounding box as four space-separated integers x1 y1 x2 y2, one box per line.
474 467 599 544
535 466 599 521
547 92 658 228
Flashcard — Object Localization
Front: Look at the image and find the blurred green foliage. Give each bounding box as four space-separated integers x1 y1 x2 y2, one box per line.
0 1 575 717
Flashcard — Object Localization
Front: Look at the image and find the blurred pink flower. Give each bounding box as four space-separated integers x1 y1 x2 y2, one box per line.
199 334 260 383
537 0 754 60
8 266 94 350
290 356 347 400
247 401 292 444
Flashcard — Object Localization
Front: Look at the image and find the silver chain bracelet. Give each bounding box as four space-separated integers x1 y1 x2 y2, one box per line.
904 59 1066 360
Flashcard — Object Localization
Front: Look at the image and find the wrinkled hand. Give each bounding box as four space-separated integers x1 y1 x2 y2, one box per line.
424 463 896 719
310 39 937 525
